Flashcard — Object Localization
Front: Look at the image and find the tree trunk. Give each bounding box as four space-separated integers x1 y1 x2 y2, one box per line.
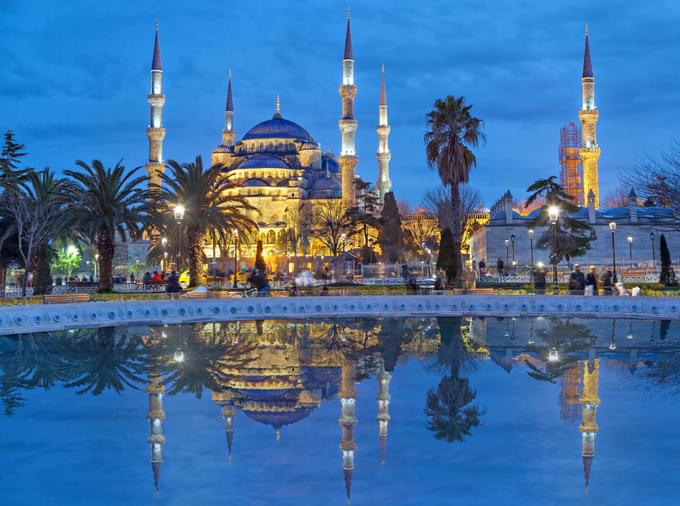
187 227 205 287
450 182 463 283
97 226 115 292
32 243 52 295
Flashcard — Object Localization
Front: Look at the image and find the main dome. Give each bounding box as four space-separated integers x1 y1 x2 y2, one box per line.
242 116 314 142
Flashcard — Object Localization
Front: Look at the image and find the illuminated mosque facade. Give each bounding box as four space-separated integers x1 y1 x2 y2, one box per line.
144 16 393 257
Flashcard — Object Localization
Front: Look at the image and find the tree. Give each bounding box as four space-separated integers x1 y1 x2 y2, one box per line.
525 176 593 261
624 140 680 216
0 131 27 191
436 227 457 283
423 184 483 247
284 202 311 257
346 179 381 258
659 234 677 286
255 240 266 271
52 245 82 281
64 160 148 291
378 192 402 263
2 191 55 295
425 96 485 281
148 156 256 287
603 184 633 208
313 199 351 256
402 211 439 259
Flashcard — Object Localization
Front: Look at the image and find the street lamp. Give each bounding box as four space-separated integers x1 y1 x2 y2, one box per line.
232 228 239 289
510 234 516 275
173 204 185 272
548 206 560 294
161 237 168 272
627 235 633 265
528 229 535 280
94 253 99 281
609 221 618 283
650 231 656 266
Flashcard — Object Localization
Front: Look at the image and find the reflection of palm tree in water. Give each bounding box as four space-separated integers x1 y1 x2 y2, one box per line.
424 317 483 442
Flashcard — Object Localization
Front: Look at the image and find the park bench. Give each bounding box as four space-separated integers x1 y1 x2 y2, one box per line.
472 288 495 295
43 293 91 304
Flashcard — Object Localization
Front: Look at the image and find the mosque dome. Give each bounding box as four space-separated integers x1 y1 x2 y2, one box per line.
238 154 290 169
241 178 270 187
313 175 341 193
242 116 314 142
242 408 313 428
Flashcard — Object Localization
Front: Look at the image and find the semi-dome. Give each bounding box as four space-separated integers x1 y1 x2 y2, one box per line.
242 116 314 142
238 154 290 169
313 175 341 192
242 178 270 187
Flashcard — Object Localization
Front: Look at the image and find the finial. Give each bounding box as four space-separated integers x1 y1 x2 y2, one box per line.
585 22 589 36
347 7 351 19
275 428 281 445
276 95 280 114
155 19 159 31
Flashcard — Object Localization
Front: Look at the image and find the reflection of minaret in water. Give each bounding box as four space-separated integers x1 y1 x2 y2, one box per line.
147 371 166 495
578 358 601 495
339 360 357 504
559 363 582 423
223 405 235 463
376 359 391 465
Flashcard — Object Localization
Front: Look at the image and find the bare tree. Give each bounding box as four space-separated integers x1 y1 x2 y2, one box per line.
284 202 312 256
2 191 56 296
422 184 484 235
603 184 633 208
625 140 680 215
313 200 351 256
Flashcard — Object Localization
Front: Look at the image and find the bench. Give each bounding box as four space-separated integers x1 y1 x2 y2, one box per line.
473 288 495 295
43 293 91 304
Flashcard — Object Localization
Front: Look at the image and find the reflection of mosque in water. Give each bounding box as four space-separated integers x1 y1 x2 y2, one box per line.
138 317 680 501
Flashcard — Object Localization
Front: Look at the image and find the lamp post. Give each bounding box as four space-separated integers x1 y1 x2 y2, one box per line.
650 231 656 267
627 235 633 266
548 206 560 294
528 229 535 280
173 204 185 272
161 237 168 272
609 221 618 283
510 234 516 275
94 253 99 281
232 228 239 289
504 239 510 268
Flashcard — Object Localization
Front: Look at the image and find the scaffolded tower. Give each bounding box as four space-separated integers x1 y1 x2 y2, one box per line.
559 122 583 205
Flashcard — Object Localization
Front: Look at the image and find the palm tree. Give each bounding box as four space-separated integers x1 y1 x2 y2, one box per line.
21 168 70 294
425 96 485 282
64 160 148 291
149 156 256 287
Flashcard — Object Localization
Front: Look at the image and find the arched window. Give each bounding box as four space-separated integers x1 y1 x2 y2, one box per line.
267 230 276 244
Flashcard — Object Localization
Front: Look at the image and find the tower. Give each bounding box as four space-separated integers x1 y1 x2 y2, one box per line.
376 359 391 465
376 64 392 204
578 359 601 495
559 122 582 206
578 25 601 208
339 359 357 504
222 70 236 147
147 371 166 494
339 13 358 208
146 22 166 189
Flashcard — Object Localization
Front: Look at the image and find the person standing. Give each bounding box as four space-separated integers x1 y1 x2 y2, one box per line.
496 257 504 277
599 269 613 296
585 266 598 296
568 264 586 295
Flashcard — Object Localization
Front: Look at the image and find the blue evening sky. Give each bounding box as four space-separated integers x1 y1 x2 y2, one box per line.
2 0 679 206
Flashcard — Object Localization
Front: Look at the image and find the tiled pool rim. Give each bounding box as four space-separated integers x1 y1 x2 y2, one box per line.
0 295 677 335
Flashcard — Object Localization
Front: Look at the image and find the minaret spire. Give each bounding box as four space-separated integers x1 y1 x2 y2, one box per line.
146 22 167 188
579 358 601 495
376 359 391 465
147 371 166 495
339 12 358 208
578 24 600 207
221 70 235 147
376 64 392 204
339 359 357 504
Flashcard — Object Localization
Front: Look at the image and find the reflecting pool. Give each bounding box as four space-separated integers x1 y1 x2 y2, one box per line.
1 317 680 505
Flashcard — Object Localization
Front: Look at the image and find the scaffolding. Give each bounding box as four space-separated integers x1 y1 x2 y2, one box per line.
559 122 583 206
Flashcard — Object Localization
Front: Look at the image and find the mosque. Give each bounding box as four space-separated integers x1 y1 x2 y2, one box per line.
144 16 393 260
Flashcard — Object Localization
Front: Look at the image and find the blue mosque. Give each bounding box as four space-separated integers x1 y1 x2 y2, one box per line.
144 16 393 256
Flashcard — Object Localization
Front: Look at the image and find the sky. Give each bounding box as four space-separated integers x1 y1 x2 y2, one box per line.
2 0 680 207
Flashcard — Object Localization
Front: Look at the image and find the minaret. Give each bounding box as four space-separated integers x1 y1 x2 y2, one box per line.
222 405 235 463
376 64 392 205
221 70 235 147
376 359 391 465
339 360 357 504
147 371 166 495
578 25 601 208
339 13 358 208
578 358 601 495
146 22 166 189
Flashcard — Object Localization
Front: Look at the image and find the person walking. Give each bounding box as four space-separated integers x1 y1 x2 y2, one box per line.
585 266 598 296
496 257 505 278
568 264 586 295
165 271 182 298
